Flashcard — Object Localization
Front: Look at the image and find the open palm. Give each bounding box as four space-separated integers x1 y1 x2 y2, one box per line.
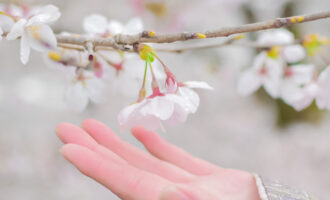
56 119 260 200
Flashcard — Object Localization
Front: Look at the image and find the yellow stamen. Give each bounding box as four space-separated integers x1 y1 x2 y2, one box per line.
303 34 329 56
267 46 281 59
29 25 40 39
48 51 61 61
139 45 155 61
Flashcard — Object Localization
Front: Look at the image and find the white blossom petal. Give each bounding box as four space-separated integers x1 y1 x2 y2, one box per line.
0 14 14 33
139 97 174 120
263 77 281 98
287 64 314 85
262 58 283 98
83 14 108 34
237 69 262 96
281 81 315 111
26 24 57 51
280 65 317 111
20 34 30 64
237 52 268 96
166 103 189 125
6 18 26 40
118 101 163 131
282 45 306 63
27 5 61 25
177 87 200 113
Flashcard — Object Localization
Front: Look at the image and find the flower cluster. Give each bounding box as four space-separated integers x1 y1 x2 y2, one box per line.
45 11 212 130
0 4 61 64
238 29 330 111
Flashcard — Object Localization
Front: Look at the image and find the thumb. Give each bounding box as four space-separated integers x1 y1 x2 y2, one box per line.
159 186 191 200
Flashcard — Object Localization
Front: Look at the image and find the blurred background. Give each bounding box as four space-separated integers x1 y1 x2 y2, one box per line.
0 0 330 199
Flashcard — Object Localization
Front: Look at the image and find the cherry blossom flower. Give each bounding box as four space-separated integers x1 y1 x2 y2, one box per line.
45 47 107 112
118 43 213 131
6 5 61 64
118 81 213 131
280 64 318 111
118 91 177 131
83 14 143 37
237 52 284 98
64 68 106 112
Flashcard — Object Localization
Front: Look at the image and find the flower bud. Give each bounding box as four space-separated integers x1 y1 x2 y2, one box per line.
195 33 206 39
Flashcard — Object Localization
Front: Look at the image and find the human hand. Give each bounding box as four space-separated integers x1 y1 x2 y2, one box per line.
56 119 261 200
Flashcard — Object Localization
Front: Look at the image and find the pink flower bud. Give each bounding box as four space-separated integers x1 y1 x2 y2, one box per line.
166 72 178 93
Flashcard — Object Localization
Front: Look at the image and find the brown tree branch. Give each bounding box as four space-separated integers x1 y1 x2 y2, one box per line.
56 10 330 51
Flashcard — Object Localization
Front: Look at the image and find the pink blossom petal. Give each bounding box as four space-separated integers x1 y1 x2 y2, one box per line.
140 97 174 120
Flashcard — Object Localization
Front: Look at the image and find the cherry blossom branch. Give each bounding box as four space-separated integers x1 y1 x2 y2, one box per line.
56 10 330 51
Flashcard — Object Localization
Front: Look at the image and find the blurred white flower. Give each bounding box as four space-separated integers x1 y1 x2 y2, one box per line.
315 66 330 110
64 69 106 112
237 52 284 98
6 5 61 64
238 29 307 98
83 14 143 36
280 64 318 111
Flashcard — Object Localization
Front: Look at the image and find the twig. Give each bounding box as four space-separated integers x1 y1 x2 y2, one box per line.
56 10 330 51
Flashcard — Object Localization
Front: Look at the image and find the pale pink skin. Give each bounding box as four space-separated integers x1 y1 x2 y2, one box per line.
56 119 261 200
